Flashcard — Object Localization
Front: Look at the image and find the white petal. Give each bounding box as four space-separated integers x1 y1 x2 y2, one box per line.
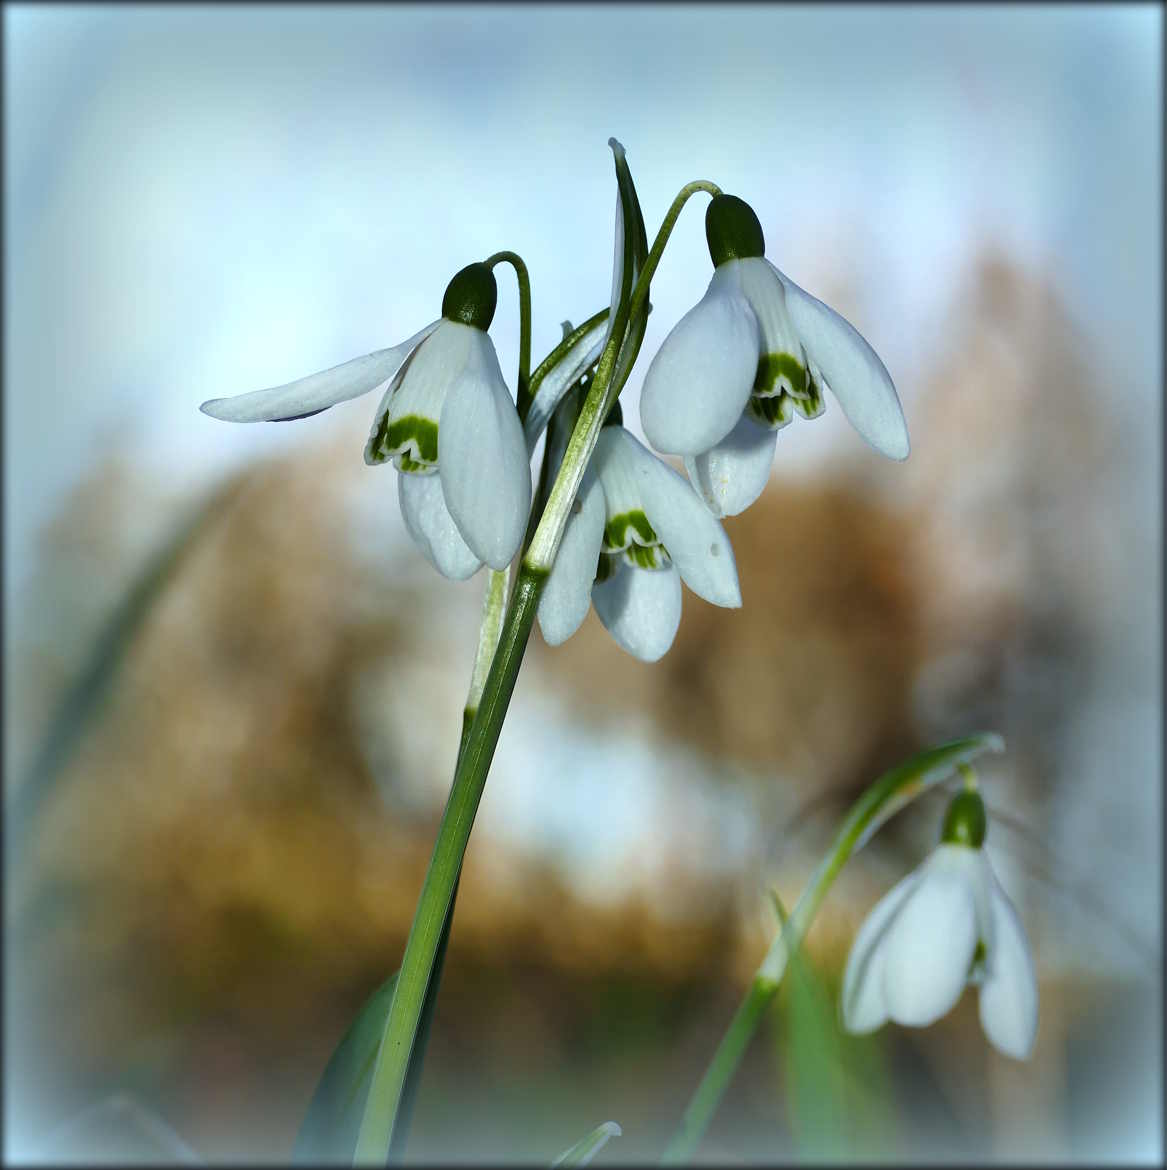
200 321 440 423
522 321 607 454
366 320 476 467
881 846 979 1027
397 472 482 581
537 471 606 646
592 561 682 662
439 332 531 571
596 429 741 608
840 868 922 1034
639 267 761 456
977 867 1038 1060
684 413 778 518
735 258 806 381
771 264 909 460
386 319 473 425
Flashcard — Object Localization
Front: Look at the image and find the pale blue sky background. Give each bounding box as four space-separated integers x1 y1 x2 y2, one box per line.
4 3 1160 598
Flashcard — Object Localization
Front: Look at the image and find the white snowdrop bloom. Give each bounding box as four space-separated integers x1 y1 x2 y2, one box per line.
841 789 1038 1061
537 407 741 662
640 194 910 518
201 263 531 578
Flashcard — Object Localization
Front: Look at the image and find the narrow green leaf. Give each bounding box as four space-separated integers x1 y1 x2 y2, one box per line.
777 941 850 1159
293 971 400 1163
6 476 244 866
552 1121 622 1167
294 876 460 1164
609 141 650 396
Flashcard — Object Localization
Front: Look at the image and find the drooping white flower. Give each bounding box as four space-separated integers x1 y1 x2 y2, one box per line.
200 262 530 578
640 194 910 518
537 409 741 662
840 789 1038 1060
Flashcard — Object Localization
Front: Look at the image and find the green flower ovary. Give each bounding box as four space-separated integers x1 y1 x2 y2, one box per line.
369 413 440 472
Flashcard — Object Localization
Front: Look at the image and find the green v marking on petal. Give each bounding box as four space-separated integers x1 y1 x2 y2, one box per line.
604 509 657 552
754 352 808 398
370 413 439 468
624 542 670 570
388 415 439 463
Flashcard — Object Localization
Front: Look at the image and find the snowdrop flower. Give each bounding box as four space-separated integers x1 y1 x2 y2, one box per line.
537 403 741 662
200 263 530 579
640 194 910 518
841 788 1038 1060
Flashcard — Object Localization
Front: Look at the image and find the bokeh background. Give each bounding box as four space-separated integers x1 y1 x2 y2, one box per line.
4 3 1162 1163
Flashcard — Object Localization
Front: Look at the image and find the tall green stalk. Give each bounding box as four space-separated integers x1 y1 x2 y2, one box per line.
355 160 725 1165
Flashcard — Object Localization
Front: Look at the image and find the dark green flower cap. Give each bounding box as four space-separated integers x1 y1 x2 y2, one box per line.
602 399 624 429
442 262 497 330
940 788 987 849
705 194 766 268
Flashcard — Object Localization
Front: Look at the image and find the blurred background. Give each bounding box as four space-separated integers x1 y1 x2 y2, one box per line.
3 3 1161 1163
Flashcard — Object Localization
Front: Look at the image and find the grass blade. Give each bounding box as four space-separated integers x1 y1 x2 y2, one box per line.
552 1121 622 1167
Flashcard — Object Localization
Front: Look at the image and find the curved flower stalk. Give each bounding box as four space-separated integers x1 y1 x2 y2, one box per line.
200 262 530 578
640 194 910 517
537 406 741 661
841 785 1038 1060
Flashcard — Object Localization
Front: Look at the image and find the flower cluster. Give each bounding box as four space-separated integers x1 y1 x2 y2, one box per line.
200 146 909 661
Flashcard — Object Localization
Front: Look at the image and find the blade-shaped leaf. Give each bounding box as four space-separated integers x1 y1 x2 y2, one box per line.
293 970 401 1163
777 930 850 1159
608 139 650 397
294 876 460 1163
6 476 244 867
552 1121 622 1167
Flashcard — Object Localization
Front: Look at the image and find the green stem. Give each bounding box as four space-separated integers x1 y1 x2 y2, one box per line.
526 177 720 573
388 868 460 1163
356 174 728 1165
661 733 1005 1164
353 567 547 1163
485 251 533 418
385 563 510 1161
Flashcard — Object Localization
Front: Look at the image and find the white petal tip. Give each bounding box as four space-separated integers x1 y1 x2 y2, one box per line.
879 428 911 462
199 398 237 421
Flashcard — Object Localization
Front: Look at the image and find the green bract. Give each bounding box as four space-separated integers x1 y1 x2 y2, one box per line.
705 193 766 267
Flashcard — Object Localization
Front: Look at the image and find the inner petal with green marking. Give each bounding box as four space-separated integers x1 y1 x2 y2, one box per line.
368 411 441 473
603 509 670 571
623 541 670 570
604 508 657 552
753 351 810 400
745 371 825 431
594 550 620 584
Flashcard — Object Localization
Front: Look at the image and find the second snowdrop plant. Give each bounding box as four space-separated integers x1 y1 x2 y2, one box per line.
841 781 1038 1059
198 140 1039 1165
